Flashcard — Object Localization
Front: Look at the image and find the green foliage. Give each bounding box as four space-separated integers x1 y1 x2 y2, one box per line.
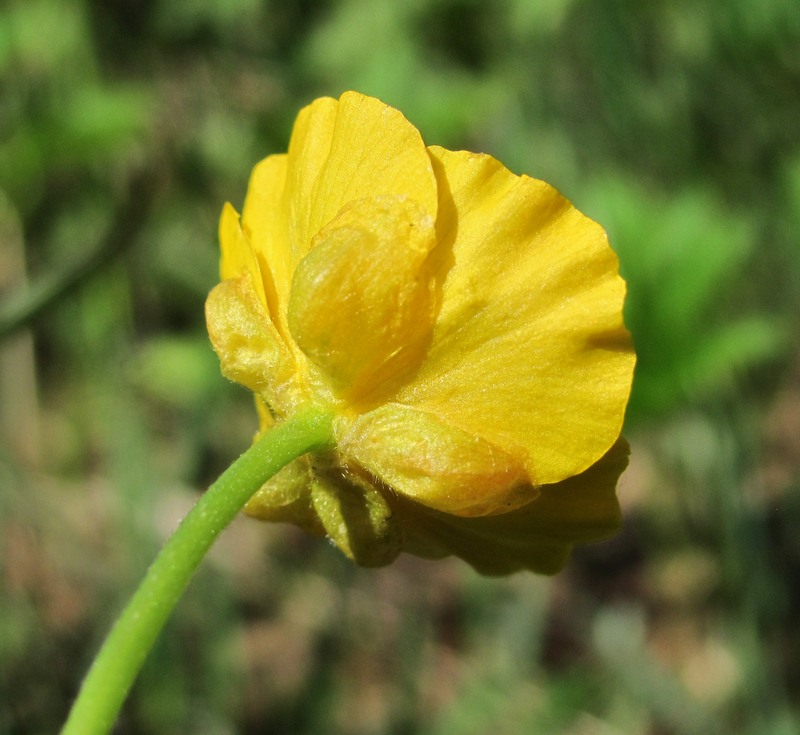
583 178 789 422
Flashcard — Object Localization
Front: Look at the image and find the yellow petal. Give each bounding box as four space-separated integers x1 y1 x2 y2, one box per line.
240 154 291 327
205 276 297 404
256 92 438 313
310 468 402 567
254 394 273 434
393 439 628 575
337 403 532 516
396 146 635 486
219 202 265 305
288 196 437 404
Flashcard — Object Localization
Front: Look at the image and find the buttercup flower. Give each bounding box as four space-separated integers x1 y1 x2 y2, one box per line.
206 91 635 574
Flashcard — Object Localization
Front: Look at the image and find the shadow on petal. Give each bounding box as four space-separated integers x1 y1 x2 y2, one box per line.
391 438 629 575
311 469 403 568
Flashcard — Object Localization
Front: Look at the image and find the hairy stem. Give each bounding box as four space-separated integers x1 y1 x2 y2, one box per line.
61 406 335 735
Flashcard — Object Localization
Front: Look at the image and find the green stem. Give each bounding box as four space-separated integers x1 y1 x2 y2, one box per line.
61 405 335 735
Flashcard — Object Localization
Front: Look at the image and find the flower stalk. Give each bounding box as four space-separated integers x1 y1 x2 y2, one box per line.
60 405 335 735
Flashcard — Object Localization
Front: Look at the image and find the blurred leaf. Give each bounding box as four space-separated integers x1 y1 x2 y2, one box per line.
582 176 790 421
300 0 500 144
684 316 788 394
131 335 222 409
154 0 263 34
2 0 89 75
57 86 152 159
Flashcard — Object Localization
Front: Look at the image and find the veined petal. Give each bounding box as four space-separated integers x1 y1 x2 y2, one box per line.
338 404 532 516
288 196 437 404
240 154 291 333
280 93 438 303
394 439 628 575
397 146 635 486
219 203 265 305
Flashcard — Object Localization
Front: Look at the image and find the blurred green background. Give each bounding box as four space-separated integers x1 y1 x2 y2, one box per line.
1 0 799 733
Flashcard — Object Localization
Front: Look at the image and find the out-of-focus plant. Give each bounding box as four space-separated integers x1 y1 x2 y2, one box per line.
582 177 789 424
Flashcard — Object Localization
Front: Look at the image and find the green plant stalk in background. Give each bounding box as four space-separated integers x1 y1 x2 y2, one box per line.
60 406 335 735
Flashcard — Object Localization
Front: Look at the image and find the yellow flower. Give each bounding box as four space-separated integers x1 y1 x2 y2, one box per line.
205 92 635 574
